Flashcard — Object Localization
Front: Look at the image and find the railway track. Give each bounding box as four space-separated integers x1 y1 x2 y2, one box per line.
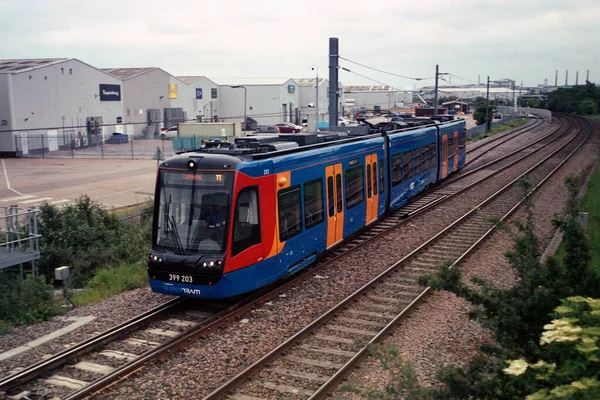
0 114 578 400
464 117 545 166
201 115 593 399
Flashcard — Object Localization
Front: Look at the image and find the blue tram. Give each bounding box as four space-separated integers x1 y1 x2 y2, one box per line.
147 117 466 299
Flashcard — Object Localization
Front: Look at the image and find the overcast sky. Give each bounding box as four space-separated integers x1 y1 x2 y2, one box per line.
2 0 598 89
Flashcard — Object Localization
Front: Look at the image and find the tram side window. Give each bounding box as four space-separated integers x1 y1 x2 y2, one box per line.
372 161 378 193
413 147 421 175
421 146 430 172
447 137 455 158
402 150 413 181
327 176 335 217
345 165 364 209
232 187 261 256
458 131 466 151
391 152 403 186
429 143 437 170
304 179 324 229
278 185 302 241
379 160 385 193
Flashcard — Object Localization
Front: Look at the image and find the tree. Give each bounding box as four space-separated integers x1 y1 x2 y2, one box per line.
473 101 496 127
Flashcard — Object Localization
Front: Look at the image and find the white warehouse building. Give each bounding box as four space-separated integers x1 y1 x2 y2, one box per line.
102 67 213 137
0 58 123 156
343 85 413 115
212 78 301 127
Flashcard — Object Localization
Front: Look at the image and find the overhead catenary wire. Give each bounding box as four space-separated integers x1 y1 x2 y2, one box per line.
339 56 434 81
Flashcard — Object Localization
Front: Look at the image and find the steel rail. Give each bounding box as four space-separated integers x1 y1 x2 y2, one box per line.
200 114 592 399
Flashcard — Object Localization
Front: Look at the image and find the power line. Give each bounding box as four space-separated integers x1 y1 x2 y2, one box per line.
339 56 434 81
339 66 396 88
449 73 479 84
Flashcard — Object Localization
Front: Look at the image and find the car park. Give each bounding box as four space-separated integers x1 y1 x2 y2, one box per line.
275 123 302 133
160 126 178 139
254 125 281 134
338 118 352 126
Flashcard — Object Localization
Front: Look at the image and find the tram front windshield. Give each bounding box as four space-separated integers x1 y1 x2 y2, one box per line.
154 170 234 255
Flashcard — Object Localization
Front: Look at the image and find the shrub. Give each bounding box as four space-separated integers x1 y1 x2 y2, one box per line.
37 195 151 287
0 274 61 330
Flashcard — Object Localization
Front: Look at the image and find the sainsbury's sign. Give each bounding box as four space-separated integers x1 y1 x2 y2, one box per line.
99 84 121 101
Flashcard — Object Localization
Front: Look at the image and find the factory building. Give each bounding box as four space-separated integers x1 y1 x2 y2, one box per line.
176 76 220 122
343 85 413 116
102 67 202 137
212 78 300 126
0 58 123 156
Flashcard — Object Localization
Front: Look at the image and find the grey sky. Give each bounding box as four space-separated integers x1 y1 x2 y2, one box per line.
2 0 598 89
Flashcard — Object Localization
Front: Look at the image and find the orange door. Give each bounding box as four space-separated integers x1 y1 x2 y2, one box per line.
326 164 344 248
365 154 379 224
441 134 448 179
453 130 459 171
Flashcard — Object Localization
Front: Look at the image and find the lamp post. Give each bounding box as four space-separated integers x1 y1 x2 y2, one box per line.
312 64 318 126
230 85 247 132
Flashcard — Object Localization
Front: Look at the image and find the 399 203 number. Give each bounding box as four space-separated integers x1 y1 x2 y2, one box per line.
168 274 193 283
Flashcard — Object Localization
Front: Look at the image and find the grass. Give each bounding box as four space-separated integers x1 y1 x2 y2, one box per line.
581 161 600 275
72 262 149 305
468 118 528 143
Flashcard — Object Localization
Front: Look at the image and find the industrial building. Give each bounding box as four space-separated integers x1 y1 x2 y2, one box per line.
102 67 204 137
294 77 329 125
0 58 123 156
211 78 300 126
343 85 414 116
176 76 220 122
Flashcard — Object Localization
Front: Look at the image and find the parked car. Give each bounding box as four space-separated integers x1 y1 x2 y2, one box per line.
338 118 352 126
160 126 178 139
275 123 302 133
254 125 281 134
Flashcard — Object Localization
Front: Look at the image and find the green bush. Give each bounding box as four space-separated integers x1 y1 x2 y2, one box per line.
37 195 151 287
0 274 61 330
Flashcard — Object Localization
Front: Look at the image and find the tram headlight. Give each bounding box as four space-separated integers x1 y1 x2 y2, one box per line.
209 261 214 267
202 262 208 267
187 159 197 169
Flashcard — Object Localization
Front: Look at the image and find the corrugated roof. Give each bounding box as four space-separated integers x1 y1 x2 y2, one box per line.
293 78 325 87
177 76 207 84
102 67 157 79
211 77 293 86
0 58 69 73
344 85 394 92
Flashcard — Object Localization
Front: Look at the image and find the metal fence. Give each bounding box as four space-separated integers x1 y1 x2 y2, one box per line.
14 133 179 160
0 206 40 278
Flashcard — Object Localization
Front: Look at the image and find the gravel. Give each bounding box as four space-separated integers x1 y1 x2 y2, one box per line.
1 117 597 399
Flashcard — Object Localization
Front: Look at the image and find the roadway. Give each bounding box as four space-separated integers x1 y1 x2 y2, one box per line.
0 158 157 211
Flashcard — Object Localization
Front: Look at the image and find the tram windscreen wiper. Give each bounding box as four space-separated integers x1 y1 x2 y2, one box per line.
165 195 184 254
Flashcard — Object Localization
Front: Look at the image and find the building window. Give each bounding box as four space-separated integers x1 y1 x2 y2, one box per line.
69 69 73 75
211 88 217 99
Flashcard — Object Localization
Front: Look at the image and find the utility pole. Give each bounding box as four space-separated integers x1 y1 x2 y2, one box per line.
576 71 579 86
565 70 568 86
555 70 558 87
328 37 339 130
434 65 439 116
433 65 448 116
312 64 319 126
484 76 490 137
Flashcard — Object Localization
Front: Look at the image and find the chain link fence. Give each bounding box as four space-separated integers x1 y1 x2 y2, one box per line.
13 131 179 160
